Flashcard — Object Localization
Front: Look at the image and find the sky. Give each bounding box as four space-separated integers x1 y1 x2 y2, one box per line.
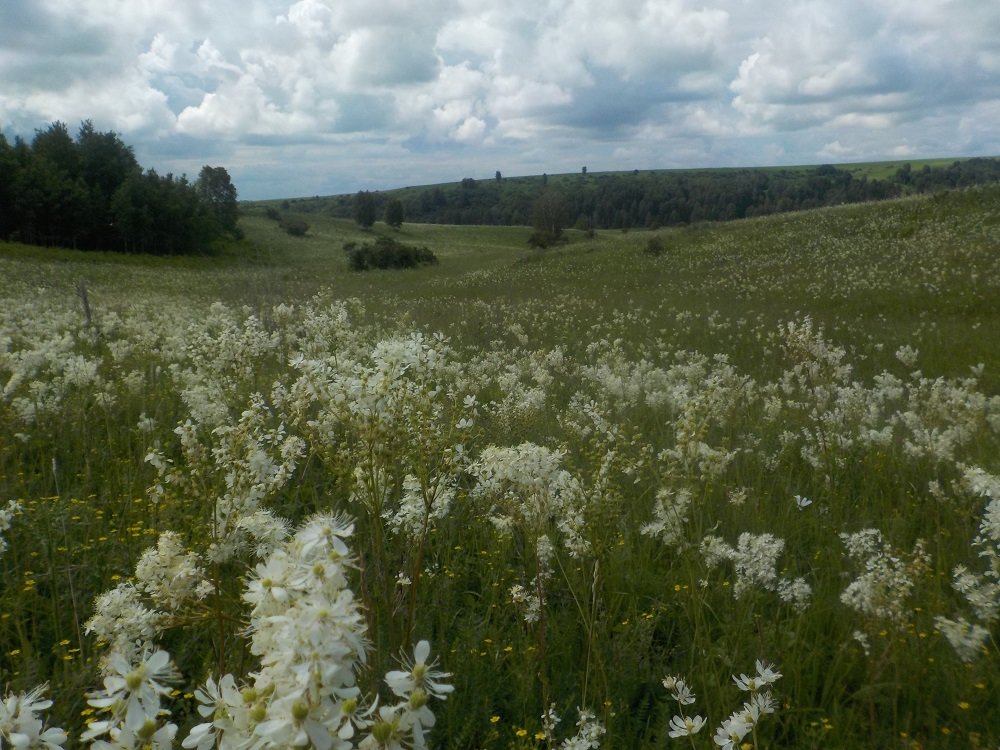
2 0 999 200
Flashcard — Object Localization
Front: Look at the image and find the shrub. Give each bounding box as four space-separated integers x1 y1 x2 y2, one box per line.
348 236 438 271
280 218 309 236
645 236 666 256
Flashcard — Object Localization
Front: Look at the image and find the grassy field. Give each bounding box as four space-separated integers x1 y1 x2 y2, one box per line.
1 185 999 749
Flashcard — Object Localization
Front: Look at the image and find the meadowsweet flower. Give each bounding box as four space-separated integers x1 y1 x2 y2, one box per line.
753 660 782 685
86 650 178 733
732 672 765 693
182 674 247 750
559 708 605 749
235 509 290 559
0 500 20 557
510 583 542 623
134 531 207 611
745 691 778 718
934 616 990 662
358 705 405 750
0 684 67 750
92 718 178 750
713 714 751 750
840 529 930 625
895 345 919 368
641 487 692 547
671 681 696 706
385 641 454 701
668 714 706 738
84 585 164 669
541 703 561 742
385 474 455 540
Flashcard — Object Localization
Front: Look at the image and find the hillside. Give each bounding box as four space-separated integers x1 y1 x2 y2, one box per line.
259 156 1000 230
1 185 999 749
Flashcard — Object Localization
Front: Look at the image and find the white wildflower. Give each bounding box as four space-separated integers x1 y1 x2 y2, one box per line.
0 500 20 556
0 684 67 750
667 714 705 738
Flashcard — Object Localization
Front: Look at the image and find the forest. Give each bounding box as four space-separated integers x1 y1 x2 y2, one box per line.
0 121 238 254
309 157 1000 230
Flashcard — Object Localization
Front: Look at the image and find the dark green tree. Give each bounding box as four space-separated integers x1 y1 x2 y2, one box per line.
0 134 16 238
13 149 88 247
384 198 404 229
353 190 376 228
529 189 570 247
32 121 78 178
76 121 140 247
196 165 239 234
112 170 214 255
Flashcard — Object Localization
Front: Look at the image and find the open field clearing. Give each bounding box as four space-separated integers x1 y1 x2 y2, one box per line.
1 186 999 749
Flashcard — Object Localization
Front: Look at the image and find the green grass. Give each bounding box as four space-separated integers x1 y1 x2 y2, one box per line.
1 185 999 749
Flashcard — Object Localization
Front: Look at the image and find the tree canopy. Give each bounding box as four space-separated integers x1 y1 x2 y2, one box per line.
353 190 376 229
312 158 1000 230
384 198 404 229
0 120 237 254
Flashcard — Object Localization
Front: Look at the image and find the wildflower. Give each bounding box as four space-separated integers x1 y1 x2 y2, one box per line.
668 714 706 738
713 714 751 749
385 641 454 700
559 708 605 750
641 488 692 548
0 684 67 750
182 674 247 750
0 500 21 557
840 529 929 625
671 681 696 706
753 660 782 685
934 616 991 662
86 650 178 733
360 701 427 750
134 531 207 611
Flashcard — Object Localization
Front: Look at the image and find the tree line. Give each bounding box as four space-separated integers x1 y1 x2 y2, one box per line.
0 121 238 254
310 158 1000 230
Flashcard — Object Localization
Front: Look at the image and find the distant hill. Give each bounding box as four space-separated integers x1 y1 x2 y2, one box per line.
259 157 1000 230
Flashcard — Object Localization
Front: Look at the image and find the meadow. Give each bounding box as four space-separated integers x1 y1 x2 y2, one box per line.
1 185 999 749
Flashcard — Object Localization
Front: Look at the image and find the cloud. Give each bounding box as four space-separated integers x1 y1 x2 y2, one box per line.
1 0 999 198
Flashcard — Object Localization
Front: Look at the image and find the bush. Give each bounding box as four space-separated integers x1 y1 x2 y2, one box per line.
644 236 666 256
280 218 309 236
528 229 566 249
348 236 438 271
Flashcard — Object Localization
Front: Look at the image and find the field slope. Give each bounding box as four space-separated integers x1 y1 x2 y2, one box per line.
0 185 998 749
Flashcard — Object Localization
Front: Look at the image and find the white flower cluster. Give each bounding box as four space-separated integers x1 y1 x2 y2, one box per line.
134 531 211 611
0 499 20 556
701 532 812 612
640 487 692 549
83 649 179 749
145 396 303 561
663 661 781 749
0 684 67 749
85 583 163 668
472 442 590 557
558 708 605 750
287 331 468 543
180 513 453 750
935 466 1000 662
383 473 456 541
86 531 210 668
840 529 930 626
